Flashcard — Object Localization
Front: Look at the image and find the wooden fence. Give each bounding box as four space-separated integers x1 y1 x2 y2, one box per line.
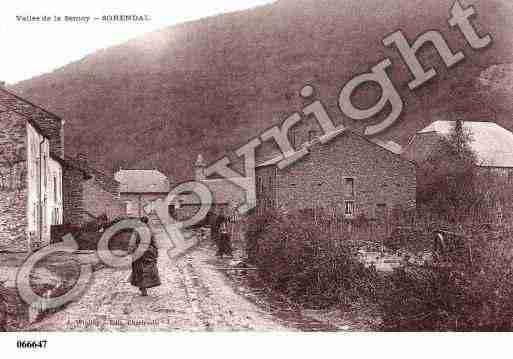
250 205 510 244
216 203 513 258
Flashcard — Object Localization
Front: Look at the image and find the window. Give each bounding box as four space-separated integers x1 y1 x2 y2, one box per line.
53 176 57 201
32 158 37 179
34 203 41 231
168 205 177 220
256 177 263 194
52 207 58 225
376 203 387 219
126 201 136 216
344 201 355 217
308 130 317 142
299 208 315 219
35 158 40 180
290 128 297 149
32 203 38 230
42 198 47 233
43 154 47 188
344 178 355 197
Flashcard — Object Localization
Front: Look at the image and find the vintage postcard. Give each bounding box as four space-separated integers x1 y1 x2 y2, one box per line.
1 0 513 356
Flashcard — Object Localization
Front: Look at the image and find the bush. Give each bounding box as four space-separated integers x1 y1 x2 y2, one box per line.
380 236 513 331
245 211 378 309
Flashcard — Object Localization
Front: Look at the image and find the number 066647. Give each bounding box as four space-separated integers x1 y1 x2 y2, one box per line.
17 340 47 349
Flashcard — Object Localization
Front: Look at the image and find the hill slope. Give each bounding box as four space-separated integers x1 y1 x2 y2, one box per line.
12 0 513 180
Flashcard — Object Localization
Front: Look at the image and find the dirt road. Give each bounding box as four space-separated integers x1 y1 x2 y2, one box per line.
30 246 287 331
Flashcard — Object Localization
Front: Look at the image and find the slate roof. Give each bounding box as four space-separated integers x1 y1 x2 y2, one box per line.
371 139 403 154
256 150 307 168
51 155 91 180
256 129 408 168
177 178 254 206
414 121 513 168
114 169 170 194
55 155 120 194
0 87 61 122
0 87 62 141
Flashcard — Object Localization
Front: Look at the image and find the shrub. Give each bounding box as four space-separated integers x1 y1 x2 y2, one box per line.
380 236 513 331
245 211 378 309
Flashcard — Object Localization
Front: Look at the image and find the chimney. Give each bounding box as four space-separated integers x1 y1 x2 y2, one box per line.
195 154 206 181
76 153 88 169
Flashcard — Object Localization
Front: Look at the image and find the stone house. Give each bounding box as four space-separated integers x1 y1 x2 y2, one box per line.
0 88 65 252
114 169 170 217
172 155 254 221
59 154 126 225
0 88 125 252
255 126 416 220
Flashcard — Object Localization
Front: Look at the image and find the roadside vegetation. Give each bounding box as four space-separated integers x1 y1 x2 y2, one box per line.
245 211 382 310
243 120 513 331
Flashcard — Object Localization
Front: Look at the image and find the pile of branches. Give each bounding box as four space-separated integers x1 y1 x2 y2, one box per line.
51 214 137 251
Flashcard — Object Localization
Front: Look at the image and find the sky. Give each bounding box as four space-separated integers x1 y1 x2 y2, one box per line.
0 0 274 84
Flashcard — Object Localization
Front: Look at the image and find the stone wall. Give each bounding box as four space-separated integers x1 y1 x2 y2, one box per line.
30 117 63 159
0 111 28 252
82 177 126 221
0 189 28 252
62 166 85 225
256 131 416 219
255 165 277 214
402 132 443 164
63 165 126 225
89 168 120 195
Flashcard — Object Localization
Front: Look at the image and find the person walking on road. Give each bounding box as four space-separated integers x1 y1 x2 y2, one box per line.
216 214 233 258
130 217 161 296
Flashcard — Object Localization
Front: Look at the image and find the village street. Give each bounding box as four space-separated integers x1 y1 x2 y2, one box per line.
29 244 288 332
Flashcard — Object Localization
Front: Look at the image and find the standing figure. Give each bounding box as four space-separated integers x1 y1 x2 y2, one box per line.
216 214 233 258
130 217 161 296
208 211 221 249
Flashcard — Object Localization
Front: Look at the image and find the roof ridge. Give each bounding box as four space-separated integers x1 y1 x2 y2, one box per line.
0 87 62 121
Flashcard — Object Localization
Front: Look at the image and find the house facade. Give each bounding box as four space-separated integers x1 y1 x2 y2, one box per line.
0 88 65 252
114 169 170 217
172 154 255 220
0 88 125 252
255 128 416 219
26 121 64 248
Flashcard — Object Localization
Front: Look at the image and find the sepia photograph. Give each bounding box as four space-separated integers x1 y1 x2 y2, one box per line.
1 0 513 356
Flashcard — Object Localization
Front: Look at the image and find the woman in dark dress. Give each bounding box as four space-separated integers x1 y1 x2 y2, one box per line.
130 217 161 296
215 214 233 258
